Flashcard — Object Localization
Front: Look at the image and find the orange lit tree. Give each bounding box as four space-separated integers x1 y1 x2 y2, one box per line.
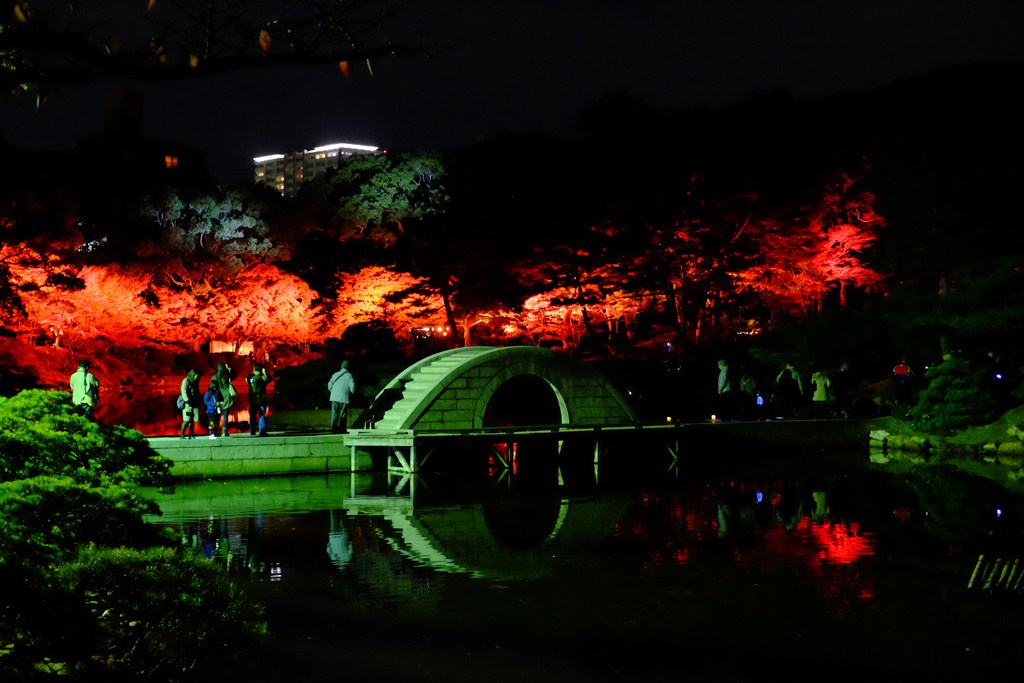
734 174 885 317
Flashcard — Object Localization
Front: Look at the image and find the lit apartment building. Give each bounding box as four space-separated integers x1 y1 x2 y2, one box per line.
253 141 379 197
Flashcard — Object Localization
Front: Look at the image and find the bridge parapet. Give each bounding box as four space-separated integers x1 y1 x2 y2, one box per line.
365 346 636 433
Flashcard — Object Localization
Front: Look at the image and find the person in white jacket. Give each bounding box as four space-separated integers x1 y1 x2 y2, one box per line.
328 360 356 434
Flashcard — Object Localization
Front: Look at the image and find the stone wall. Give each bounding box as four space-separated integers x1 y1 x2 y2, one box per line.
149 434 372 479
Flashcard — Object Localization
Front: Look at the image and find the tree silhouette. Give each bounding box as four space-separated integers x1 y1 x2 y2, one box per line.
1 0 422 102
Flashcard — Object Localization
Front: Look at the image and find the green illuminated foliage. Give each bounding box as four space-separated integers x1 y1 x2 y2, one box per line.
0 390 266 679
0 476 163 567
317 151 448 236
0 389 171 487
909 357 998 435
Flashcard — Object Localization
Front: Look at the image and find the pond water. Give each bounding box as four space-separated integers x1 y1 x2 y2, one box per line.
144 448 1024 683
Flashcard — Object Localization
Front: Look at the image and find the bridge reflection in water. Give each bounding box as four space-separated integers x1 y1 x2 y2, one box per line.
141 443 1024 683
145 463 633 583
143 445 875 593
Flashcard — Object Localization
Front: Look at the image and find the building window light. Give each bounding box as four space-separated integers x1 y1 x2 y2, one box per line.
164 155 178 168
256 171 264 177
276 175 285 182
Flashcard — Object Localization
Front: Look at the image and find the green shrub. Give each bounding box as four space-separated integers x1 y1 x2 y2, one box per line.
0 390 264 681
59 546 267 679
909 357 999 435
0 389 172 487
0 476 167 567
1 546 267 680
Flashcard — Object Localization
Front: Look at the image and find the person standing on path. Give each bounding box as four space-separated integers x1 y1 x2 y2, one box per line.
831 363 853 418
203 385 219 439
892 358 914 405
328 360 356 434
211 363 237 437
716 359 734 421
810 370 831 419
69 359 99 419
180 369 201 439
775 361 804 418
246 364 270 436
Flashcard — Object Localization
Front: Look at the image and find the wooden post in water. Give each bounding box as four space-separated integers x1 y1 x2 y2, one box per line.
967 554 985 589
997 558 1014 590
966 552 983 589
1013 561 1024 592
983 558 1003 591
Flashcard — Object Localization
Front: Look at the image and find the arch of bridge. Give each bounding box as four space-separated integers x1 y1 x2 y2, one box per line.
369 346 637 432
348 496 633 580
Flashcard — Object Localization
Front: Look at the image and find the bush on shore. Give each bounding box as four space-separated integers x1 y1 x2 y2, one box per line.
909 357 1000 436
0 390 267 681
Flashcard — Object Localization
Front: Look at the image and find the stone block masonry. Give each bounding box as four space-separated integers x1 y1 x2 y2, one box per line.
149 433 372 479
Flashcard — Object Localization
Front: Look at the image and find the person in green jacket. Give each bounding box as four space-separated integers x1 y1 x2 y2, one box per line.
69 359 99 419
179 369 201 439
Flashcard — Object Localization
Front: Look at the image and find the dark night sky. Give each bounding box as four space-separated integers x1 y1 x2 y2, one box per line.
2 0 1023 183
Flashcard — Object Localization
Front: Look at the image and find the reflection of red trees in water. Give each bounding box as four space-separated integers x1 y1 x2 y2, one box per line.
611 486 876 616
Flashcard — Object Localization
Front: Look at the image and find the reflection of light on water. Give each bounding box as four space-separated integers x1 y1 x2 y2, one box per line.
807 519 874 565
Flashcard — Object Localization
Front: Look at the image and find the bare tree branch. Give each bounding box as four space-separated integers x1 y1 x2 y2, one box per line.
1 0 428 95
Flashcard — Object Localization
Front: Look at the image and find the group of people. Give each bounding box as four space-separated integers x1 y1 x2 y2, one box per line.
715 358 861 421
69 357 359 438
178 363 270 440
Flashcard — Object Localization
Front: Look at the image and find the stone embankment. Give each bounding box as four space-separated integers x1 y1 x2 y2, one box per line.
869 427 1024 484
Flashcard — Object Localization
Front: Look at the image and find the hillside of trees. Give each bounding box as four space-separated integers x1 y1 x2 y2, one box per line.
2 64 1023 415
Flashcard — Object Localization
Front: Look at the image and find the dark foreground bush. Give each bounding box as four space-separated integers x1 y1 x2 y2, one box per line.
1 547 267 680
59 546 267 679
0 477 166 567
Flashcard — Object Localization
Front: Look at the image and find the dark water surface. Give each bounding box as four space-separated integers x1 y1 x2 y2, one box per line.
144 448 1024 683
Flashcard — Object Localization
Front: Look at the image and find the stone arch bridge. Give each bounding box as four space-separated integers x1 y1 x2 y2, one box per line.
359 346 637 433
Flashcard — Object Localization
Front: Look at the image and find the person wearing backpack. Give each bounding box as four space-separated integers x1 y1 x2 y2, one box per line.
203 384 219 439
179 369 201 439
210 363 237 437
69 359 99 419
246 364 270 437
